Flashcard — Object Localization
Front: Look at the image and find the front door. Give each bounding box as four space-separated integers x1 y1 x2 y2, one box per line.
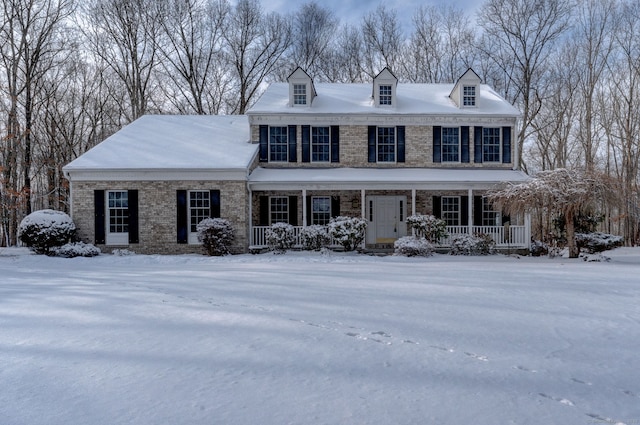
366 196 407 244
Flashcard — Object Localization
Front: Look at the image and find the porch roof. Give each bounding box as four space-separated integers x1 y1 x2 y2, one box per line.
248 167 529 191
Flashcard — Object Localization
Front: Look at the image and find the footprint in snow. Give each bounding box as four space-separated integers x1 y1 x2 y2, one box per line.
571 378 592 386
464 352 489 361
538 393 575 407
513 365 537 373
430 345 455 353
586 413 627 425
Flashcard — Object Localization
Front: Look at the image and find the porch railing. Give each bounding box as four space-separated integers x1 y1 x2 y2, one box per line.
251 225 529 249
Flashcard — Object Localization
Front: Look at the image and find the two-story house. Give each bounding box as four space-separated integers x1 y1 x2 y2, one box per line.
63 68 530 254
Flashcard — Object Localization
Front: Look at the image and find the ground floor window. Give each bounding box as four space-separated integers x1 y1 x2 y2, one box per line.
107 190 129 234
270 196 289 224
482 197 501 226
311 196 331 225
189 190 211 233
441 196 460 226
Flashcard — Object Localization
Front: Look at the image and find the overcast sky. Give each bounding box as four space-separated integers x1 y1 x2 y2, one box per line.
262 0 485 30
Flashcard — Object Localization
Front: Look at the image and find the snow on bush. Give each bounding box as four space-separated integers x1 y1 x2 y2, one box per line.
265 222 295 254
450 233 496 256
112 248 135 256
299 225 330 251
394 236 434 257
576 232 623 253
530 240 549 256
18 209 76 254
406 214 448 243
327 216 367 251
196 218 235 256
52 242 101 258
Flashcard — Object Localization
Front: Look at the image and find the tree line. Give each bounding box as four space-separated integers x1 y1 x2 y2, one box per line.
1 0 638 246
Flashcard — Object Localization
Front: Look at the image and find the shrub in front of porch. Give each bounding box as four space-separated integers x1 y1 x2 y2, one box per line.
406 214 448 243
266 222 295 254
197 218 235 256
450 234 496 256
328 216 367 251
299 225 330 251
394 236 434 257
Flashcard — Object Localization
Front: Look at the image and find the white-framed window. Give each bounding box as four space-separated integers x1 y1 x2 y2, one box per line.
107 190 129 245
312 126 330 162
379 84 392 105
481 197 501 226
270 196 289 224
442 196 460 226
377 126 396 162
442 127 460 162
189 190 210 230
482 127 501 162
311 196 331 225
463 85 476 106
269 126 288 162
293 84 307 105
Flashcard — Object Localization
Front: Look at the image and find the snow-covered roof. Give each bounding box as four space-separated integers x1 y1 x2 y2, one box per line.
248 167 529 191
248 83 520 117
64 115 256 180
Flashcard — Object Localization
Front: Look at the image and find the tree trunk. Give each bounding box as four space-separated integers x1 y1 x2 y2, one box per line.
565 209 580 258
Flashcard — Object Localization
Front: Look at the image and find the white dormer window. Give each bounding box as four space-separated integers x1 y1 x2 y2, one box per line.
379 84 392 105
463 85 476 106
293 84 307 105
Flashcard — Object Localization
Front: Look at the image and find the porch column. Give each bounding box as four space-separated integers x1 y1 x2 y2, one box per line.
468 189 473 234
411 189 416 236
302 189 307 227
361 189 366 249
525 213 532 246
248 187 253 245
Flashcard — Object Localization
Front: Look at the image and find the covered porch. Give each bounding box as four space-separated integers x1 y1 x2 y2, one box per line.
247 167 531 250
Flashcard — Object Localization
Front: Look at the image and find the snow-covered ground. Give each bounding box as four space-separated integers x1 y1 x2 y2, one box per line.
1 248 639 425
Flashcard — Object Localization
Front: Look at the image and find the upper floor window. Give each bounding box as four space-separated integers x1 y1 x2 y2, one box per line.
311 196 331 225
379 84 392 105
269 126 288 162
377 127 396 162
441 196 460 226
442 127 460 162
312 127 330 162
482 128 501 162
293 84 307 105
463 85 476 106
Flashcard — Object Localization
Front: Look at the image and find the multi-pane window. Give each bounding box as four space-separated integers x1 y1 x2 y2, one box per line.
463 85 476 106
293 84 307 105
442 127 460 162
189 191 210 232
379 84 392 105
483 128 501 162
108 191 129 233
312 127 330 162
312 197 331 225
270 197 288 224
377 127 396 162
441 196 460 226
482 197 501 226
269 126 288 162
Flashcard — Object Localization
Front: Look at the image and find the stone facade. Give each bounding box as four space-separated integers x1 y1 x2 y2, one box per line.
72 180 248 255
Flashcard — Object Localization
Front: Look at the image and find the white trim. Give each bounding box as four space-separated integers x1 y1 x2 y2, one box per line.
248 114 518 127
301 189 307 226
105 190 129 246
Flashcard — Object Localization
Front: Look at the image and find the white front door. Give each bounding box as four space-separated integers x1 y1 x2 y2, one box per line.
366 196 407 244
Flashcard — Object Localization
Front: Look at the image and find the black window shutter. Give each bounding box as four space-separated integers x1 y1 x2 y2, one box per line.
94 190 105 244
397 126 405 163
433 126 441 163
288 125 297 162
176 190 188 244
461 196 469 226
502 126 512 163
474 126 483 163
210 190 220 218
259 125 268 162
432 196 441 218
461 126 470 163
330 125 340 163
259 196 269 225
288 196 298 226
128 190 139 244
331 196 341 218
306 196 312 225
301 125 310 162
368 126 376 163
474 196 483 226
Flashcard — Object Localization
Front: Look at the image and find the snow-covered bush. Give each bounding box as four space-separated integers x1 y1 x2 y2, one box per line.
299 225 330 251
265 222 295 254
18 209 76 254
197 218 235 256
112 248 135 256
328 216 367 251
52 242 101 258
394 236 434 257
576 232 623 253
450 233 496 256
530 240 549 257
406 214 448 243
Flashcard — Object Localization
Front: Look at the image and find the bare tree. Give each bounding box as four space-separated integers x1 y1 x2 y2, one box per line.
324 24 366 83
361 5 402 77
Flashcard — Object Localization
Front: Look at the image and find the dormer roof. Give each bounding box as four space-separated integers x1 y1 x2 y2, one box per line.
450 68 482 108
287 67 316 106
372 67 398 107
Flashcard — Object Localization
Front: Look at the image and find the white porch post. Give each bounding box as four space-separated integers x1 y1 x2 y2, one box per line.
411 189 416 236
248 187 253 246
302 189 307 227
361 189 366 249
468 189 473 234
525 213 532 245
